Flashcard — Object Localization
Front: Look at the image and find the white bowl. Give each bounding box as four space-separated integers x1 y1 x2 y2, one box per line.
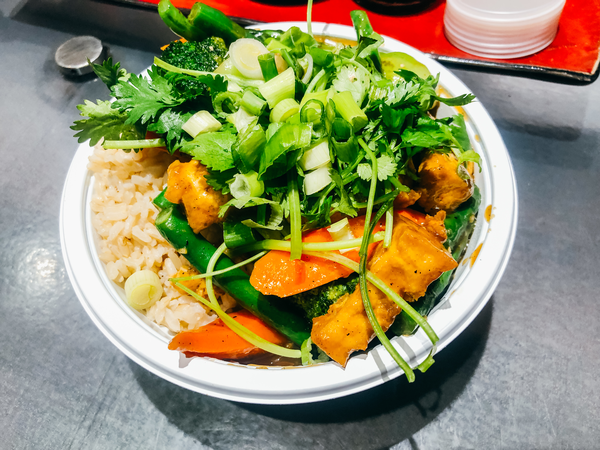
60 22 518 405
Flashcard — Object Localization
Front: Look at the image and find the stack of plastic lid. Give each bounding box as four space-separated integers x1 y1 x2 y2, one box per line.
444 0 566 59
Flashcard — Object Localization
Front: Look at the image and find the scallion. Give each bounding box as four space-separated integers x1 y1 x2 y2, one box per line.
124 270 163 310
229 38 269 80
269 98 300 123
299 140 331 171
241 90 267 116
259 67 295 108
228 171 265 199
182 111 222 138
227 107 256 133
102 138 165 150
332 91 368 132
304 165 333 196
233 123 266 172
223 221 257 249
287 171 302 260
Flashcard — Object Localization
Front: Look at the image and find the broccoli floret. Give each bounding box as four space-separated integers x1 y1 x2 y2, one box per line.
160 37 228 98
161 37 227 72
289 274 359 321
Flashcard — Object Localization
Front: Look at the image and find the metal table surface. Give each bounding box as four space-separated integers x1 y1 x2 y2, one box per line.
1 1 599 449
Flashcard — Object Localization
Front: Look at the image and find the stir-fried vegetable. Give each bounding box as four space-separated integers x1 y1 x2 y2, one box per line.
73 0 482 378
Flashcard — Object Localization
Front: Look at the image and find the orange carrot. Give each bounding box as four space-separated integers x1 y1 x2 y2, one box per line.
396 208 428 226
250 209 430 298
168 309 287 360
250 228 353 297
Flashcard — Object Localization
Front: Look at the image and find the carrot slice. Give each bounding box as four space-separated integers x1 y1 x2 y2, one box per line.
249 209 429 298
168 310 287 360
250 228 353 298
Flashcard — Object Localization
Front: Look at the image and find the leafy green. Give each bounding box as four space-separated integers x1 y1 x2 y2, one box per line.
111 66 183 125
90 57 129 90
258 123 312 180
179 128 237 171
71 100 144 146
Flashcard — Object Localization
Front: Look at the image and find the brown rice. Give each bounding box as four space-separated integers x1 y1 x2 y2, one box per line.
87 144 236 334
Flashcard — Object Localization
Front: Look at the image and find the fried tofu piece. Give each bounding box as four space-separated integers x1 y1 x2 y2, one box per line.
393 189 421 209
164 160 230 233
416 152 474 213
311 215 457 366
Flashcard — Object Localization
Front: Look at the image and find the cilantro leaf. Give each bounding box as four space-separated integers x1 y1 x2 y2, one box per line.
332 65 369 106
433 93 476 107
457 150 481 171
204 168 236 194
449 114 472 152
377 155 397 180
90 57 129 90
111 66 183 125
401 127 445 148
179 129 237 171
357 163 372 181
71 99 144 146
356 155 397 181
146 108 193 152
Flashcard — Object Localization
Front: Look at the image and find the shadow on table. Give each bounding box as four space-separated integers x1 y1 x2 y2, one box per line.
129 299 493 449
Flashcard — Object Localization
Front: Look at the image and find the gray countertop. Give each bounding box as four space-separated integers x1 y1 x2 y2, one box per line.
2 1 599 449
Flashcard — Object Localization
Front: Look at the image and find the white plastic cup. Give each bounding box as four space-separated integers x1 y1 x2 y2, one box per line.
444 0 566 59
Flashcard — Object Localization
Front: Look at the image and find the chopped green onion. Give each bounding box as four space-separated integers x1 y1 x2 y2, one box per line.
258 53 279 81
259 67 296 108
331 118 358 163
299 140 330 171
235 231 385 254
241 90 267 116
214 58 244 77
304 68 327 95
269 98 300 123
213 91 242 117
300 89 330 108
228 171 265 198
304 165 333 195
299 99 325 127
229 38 269 80
280 48 302 80
102 138 165 150
287 171 302 260
241 203 284 230
327 217 356 254
384 182 394 248
227 107 256 133
233 123 266 172
299 54 314 84
170 251 267 282
223 221 257 249
332 91 368 132
124 270 163 310
309 47 334 67
266 39 291 52
182 111 222 138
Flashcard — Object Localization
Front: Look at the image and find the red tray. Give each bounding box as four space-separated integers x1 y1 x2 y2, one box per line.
118 0 600 82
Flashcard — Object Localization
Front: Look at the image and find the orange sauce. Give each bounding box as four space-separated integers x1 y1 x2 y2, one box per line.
485 204 494 222
470 243 483 267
